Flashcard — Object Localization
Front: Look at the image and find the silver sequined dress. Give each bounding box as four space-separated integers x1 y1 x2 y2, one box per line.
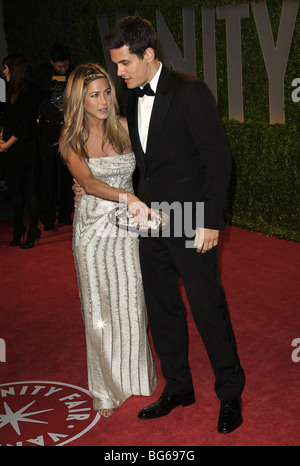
73 153 157 410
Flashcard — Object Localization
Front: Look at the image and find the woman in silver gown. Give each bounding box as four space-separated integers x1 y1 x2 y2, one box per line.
59 63 157 417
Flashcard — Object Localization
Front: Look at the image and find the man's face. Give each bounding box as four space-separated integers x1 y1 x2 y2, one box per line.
110 45 151 89
51 59 70 75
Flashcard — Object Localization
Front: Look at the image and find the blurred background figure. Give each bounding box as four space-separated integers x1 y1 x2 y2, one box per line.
35 43 74 231
0 54 40 248
0 75 7 193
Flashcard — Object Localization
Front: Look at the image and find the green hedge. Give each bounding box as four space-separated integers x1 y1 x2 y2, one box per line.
225 120 300 241
2 0 299 241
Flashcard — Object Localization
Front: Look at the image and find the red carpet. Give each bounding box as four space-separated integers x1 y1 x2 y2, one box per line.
1 217 299 447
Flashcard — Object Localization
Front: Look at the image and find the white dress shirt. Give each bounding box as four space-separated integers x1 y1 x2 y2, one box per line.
138 63 162 153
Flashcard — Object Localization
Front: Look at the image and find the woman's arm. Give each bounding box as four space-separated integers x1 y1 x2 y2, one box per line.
66 149 151 227
0 135 18 152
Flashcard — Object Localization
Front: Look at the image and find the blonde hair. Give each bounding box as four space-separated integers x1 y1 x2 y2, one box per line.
59 63 130 161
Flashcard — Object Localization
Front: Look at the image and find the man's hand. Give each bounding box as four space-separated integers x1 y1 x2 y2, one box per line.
194 227 219 253
72 179 85 205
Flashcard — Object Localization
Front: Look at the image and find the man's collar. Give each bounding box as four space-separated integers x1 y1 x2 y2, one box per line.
140 62 162 93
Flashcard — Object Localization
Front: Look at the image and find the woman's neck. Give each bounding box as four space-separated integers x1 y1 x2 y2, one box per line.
86 117 105 136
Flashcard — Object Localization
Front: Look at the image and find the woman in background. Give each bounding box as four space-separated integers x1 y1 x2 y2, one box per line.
0 54 40 248
59 63 157 417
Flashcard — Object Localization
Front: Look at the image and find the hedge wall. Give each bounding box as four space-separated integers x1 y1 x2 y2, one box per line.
2 0 300 241
225 120 300 241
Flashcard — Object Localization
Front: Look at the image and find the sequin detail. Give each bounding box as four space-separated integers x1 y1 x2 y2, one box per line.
73 153 157 410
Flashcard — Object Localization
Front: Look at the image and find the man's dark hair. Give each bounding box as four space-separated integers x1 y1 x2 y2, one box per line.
50 43 70 63
103 16 158 59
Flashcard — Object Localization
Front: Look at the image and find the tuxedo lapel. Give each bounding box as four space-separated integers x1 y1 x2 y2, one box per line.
127 91 146 172
146 66 173 161
127 66 173 171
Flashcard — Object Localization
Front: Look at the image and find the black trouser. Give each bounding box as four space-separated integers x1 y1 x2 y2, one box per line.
139 235 245 401
38 122 73 226
5 139 39 240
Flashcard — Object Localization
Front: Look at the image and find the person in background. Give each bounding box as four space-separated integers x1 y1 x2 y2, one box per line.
35 43 74 231
0 82 7 192
0 54 40 248
59 63 157 417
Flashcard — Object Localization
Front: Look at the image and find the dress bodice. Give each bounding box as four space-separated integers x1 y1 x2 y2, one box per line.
86 152 135 193
73 152 137 245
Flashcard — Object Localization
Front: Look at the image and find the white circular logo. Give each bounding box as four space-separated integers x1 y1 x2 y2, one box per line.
0 381 100 446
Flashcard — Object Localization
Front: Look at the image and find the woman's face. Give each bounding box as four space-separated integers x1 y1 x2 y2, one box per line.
83 78 112 122
3 64 10 82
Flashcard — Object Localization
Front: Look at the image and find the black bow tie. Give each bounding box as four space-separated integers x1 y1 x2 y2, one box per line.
134 83 155 97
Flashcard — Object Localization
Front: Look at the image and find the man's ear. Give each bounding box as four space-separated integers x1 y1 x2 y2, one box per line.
144 48 155 63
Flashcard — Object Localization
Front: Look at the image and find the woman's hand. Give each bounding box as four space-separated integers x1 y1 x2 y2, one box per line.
119 193 159 230
120 193 150 229
0 140 7 152
0 136 17 152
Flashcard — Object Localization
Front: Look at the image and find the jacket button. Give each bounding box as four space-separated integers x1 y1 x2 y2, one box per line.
145 177 149 182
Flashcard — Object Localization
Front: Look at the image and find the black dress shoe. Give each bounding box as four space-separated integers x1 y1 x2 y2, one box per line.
138 391 195 419
217 398 243 434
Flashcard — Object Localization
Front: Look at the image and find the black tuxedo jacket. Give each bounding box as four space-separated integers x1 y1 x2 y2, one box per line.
127 65 232 233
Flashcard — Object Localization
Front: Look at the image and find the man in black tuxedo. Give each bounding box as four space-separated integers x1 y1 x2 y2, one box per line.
104 16 245 434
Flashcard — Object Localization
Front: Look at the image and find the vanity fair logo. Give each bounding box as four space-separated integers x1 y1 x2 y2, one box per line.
0 381 100 446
